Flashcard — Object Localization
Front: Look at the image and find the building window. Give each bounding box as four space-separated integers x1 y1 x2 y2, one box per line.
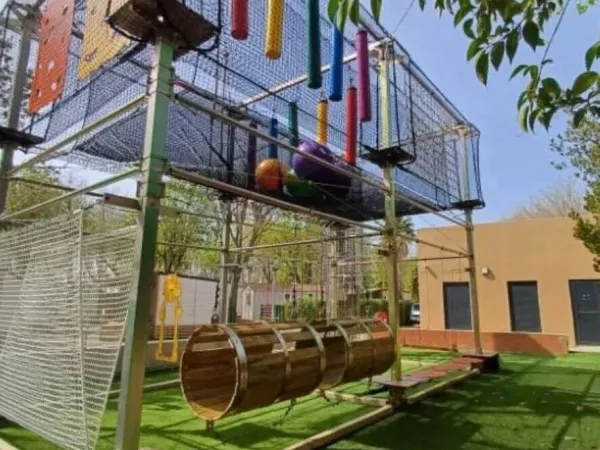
508 281 542 333
443 282 472 330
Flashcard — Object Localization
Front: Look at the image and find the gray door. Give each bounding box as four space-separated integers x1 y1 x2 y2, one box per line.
444 282 472 330
569 280 600 345
508 282 542 333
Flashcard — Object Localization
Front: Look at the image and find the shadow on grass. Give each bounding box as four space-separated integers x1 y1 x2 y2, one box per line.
332 356 600 450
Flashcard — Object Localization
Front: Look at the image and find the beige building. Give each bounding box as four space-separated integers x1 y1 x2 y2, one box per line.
417 217 600 348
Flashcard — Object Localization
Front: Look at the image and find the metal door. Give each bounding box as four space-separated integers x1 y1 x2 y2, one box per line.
443 282 472 330
569 280 600 345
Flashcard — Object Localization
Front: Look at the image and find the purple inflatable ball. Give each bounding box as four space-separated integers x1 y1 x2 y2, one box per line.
292 140 336 184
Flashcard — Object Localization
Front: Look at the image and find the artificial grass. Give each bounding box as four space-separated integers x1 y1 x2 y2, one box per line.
2 350 599 450
332 352 600 450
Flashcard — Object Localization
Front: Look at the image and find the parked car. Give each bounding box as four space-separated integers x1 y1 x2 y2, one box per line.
409 303 420 325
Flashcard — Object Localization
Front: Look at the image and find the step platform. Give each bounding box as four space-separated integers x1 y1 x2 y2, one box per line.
0 125 44 148
458 351 500 373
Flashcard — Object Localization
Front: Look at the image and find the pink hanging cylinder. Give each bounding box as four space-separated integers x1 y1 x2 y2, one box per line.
355 29 372 122
345 87 357 166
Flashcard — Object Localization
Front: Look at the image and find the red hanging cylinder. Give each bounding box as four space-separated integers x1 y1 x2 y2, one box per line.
231 0 249 40
345 87 357 166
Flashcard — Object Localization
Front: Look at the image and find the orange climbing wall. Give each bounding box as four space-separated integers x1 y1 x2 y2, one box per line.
29 0 74 114
78 0 129 80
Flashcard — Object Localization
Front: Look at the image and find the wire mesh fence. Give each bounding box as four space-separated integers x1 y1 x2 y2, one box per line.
0 205 137 450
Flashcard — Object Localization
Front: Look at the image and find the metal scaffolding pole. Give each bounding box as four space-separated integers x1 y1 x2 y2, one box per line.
219 200 233 323
229 231 381 253
465 208 483 354
115 39 173 450
0 12 34 215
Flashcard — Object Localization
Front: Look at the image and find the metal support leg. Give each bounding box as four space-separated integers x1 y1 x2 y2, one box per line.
329 226 343 318
465 208 483 354
383 164 400 381
0 14 34 216
115 40 173 450
219 200 232 322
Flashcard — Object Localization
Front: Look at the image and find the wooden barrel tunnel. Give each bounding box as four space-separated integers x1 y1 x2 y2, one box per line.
180 318 396 421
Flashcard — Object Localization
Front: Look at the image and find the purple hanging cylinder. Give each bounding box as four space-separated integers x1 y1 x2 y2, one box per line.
356 29 372 122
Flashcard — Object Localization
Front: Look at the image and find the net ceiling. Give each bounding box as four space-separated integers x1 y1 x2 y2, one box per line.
7 0 484 222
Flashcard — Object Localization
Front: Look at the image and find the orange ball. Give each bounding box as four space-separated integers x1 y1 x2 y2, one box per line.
255 159 288 191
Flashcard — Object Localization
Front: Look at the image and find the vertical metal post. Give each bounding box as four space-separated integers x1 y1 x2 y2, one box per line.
0 13 34 216
115 39 173 450
383 164 400 381
465 208 483 354
329 226 343 318
219 200 232 322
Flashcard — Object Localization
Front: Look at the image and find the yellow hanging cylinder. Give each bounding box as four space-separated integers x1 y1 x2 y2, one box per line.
265 0 285 60
316 99 328 145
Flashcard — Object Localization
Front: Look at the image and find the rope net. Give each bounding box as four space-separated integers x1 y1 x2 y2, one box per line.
0 206 137 450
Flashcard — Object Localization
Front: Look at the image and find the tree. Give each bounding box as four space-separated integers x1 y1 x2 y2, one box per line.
329 0 599 132
7 167 75 220
155 179 220 274
511 178 584 219
551 117 600 268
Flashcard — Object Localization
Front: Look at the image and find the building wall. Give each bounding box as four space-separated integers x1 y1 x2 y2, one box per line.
417 217 598 347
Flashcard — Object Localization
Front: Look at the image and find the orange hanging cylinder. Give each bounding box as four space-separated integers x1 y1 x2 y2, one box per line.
345 87 357 166
231 0 249 40
265 0 284 59
316 99 328 145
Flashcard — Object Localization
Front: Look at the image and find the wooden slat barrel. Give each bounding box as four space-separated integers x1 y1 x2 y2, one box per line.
180 318 395 422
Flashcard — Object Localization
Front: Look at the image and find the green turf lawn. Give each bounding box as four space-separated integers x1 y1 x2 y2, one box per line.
1 350 599 450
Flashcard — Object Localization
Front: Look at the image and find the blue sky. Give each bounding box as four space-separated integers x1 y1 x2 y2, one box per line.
378 1 598 228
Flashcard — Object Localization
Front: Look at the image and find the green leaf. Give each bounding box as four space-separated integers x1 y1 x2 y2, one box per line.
585 41 600 70
328 0 341 22
453 5 472 26
517 90 528 109
573 108 586 128
528 107 540 131
337 0 348 33
522 21 540 51
491 41 505 70
541 107 557 130
349 0 360 25
506 28 519 62
510 64 528 80
370 0 382 22
519 105 530 131
541 77 561 97
463 18 475 38
572 71 599 96
467 39 481 61
418 0 426 10
476 51 489 84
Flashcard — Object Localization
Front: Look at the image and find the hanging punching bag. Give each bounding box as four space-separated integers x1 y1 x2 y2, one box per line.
268 117 279 158
288 101 299 147
265 0 284 59
247 121 258 188
345 86 357 166
329 25 344 102
356 28 372 122
231 0 249 40
307 0 322 89
316 99 328 145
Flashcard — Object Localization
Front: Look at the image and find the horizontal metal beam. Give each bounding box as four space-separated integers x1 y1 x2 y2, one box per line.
169 166 384 232
230 231 382 253
9 177 104 198
156 241 221 252
174 95 387 194
240 38 389 108
0 168 139 222
9 95 146 176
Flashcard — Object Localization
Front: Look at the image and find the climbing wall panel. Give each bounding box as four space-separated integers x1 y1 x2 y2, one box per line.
78 0 130 80
28 0 75 114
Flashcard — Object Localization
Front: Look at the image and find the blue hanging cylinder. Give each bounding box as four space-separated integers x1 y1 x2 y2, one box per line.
268 118 279 159
329 25 344 102
307 0 322 89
